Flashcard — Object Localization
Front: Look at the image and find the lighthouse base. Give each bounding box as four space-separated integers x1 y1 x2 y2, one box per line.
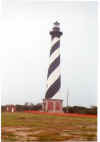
42 99 63 113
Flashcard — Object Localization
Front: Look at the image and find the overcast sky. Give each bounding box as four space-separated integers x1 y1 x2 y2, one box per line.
0 0 97 107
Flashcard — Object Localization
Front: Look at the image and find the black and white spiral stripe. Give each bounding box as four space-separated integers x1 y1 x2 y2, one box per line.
45 37 61 99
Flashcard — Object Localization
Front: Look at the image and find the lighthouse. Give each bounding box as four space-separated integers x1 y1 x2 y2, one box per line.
43 22 63 112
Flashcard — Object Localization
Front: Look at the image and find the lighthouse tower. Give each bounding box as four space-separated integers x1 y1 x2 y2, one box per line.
43 22 63 112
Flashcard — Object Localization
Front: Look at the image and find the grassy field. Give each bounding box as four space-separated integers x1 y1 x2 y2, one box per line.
1 112 97 141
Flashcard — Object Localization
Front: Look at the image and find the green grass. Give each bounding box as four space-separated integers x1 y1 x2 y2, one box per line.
2 131 17 141
1 112 97 141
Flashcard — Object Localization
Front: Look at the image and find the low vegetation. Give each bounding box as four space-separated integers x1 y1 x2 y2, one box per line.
2 103 97 115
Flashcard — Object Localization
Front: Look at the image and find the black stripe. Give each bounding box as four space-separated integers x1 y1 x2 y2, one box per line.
50 40 60 56
47 55 60 78
45 76 61 99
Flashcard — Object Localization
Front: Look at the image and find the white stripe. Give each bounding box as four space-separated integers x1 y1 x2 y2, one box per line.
51 37 60 48
47 66 60 90
52 91 60 99
49 48 60 65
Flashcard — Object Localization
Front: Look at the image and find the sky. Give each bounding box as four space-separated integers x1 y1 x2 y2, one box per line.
0 0 97 107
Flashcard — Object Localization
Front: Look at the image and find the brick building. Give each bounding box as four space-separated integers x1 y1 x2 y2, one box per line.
43 99 63 112
6 105 16 112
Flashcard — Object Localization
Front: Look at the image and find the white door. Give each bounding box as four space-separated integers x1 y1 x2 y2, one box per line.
12 107 14 112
